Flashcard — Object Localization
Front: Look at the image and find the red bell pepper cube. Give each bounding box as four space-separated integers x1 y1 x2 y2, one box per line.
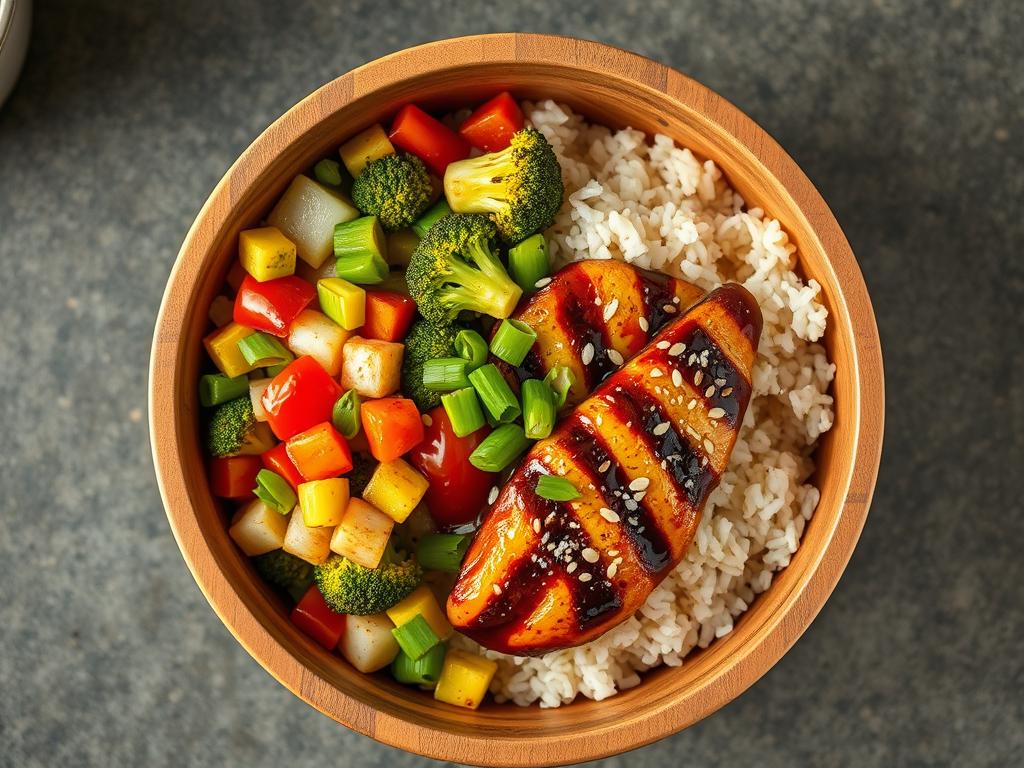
362 290 416 342
291 585 346 650
233 274 315 337
458 92 524 153
260 356 343 441
261 443 306 490
389 104 471 177
360 397 425 463
209 455 262 499
286 422 354 481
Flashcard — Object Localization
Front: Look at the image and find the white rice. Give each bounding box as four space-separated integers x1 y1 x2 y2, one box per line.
451 101 836 707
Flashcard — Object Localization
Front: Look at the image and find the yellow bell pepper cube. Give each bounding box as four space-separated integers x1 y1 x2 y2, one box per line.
238 226 297 282
362 458 429 523
386 585 453 641
203 322 258 378
298 478 350 528
434 650 497 710
317 278 365 330
339 123 395 177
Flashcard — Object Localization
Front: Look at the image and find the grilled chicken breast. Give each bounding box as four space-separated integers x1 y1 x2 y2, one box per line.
448 284 762 655
495 260 704 409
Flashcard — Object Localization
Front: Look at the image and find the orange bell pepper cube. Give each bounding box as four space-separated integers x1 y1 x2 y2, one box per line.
389 104 471 177
362 290 416 342
360 397 425 463
261 442 306 490
458 92 524 153
209 455 262 499
286 421 354 481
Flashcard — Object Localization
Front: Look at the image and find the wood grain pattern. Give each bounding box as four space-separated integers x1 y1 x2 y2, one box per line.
149 33 884 767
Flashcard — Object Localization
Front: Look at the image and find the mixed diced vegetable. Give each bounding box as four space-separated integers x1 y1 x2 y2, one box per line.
203 92 565 709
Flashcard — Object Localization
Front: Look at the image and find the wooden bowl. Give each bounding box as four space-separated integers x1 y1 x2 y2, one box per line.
150 33 884 766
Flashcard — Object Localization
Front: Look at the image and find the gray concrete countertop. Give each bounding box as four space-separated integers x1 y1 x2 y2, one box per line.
1 2 1021 766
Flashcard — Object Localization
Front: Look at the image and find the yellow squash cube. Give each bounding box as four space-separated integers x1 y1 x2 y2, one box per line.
298 478 350 528
386 585 453 641
433 650 497 710
317 278 366 331
362 458 429 524
203 322 258 378
329 498 394 569
238 226 297 282
339 124 395 177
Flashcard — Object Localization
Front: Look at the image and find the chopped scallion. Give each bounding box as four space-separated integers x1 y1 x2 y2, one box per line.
468 364 521 423
237 333 294 367
332 389 362 439
333 216 389 283
441 387 485 437
411 199 452 239
508 234 550 293
454 329 488 372
199 373 248 407
391 643 446 688
422 357 471 392
313 158 343 187
416 534 472 573
390 614 440 660
489 319 537 367
469 424 530 473
521 379 556 439
544 365 575 408
253 469 297 514
535 474 580 501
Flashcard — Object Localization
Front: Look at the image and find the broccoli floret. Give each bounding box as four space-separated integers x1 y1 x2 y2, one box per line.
400 318 463 410
346 452 378 497
206 396 259 458
443 127 563 243
351 153 433 232
253 549 314 603
314 553 422 615
405 213 522 324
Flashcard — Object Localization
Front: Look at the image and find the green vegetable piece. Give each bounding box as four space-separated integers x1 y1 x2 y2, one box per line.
508 234 550 293
390 614 440 660
332 389 362 439
454 329 488 372
400 318 463 411
416 534 471 573
206 397 259 458
441 387 485 438
333 216 389 284
253 469 297 514
489 318 537 367
422 357 471 392
199 373 248 408
351 153 433 232
535 474 580 501
253 550 315 603
412 199 452 239
469 424 530 473
313 554 421 615
544 365 574 409
521 379 556 440
237 333 293 367
468 363 521 424
314 158 343 187
391 643 446 688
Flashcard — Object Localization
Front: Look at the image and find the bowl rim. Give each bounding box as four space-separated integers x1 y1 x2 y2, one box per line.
150 32 883 766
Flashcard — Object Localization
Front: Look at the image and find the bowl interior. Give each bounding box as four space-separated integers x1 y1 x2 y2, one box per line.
151 35 882 766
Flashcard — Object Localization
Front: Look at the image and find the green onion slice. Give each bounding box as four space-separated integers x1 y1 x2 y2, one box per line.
314 158 343 187
454 329 488 372
265 361 290 378
468 364 521 423
543 366 575 409
535 474 580 501
469 424 531 473
333 216 389 284
411 199 452 239
198 373 248 408
416 534 472 573
253 469 297 514
521 379 556 440
391 643 446 688
332 389 362 439
422 357 471 392
489 319 537 367
441 387 485 438
237 333 294 367
508 234 550 293
390 614 440 660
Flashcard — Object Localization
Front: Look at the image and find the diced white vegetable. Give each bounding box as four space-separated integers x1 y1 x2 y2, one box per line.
339 336 404 398
329 498 393 569
283 505 333 565
249 378 272 421
228 500 288 556
286 309 351 377
267 175 358 268
338 613 400 673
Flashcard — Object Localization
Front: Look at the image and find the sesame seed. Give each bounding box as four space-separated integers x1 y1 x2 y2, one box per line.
638 317 649 332
507 528 515 539
628 516 639 526
688 353 697 366
709 407 726 419
705 385 715 398
653 422 670 436
600 508 620 523
594 296 602 306
607 349 624 365
672 296 680 304
581 548 599 563
671 369 683 387
688 399 697 410
567 562 578 574
663 304 677 314
722 387 734 397
534 277 552 288
602 298 619 322
650 368 663 378
634 491 647 502
629 477 650 491
581 343 594 365
608 549 619 557
607 563 618 579
533 518 541 534
715 378 726 387
488 486 499 504
579 572 593 582
541 531 551 544
669 342 686 356
598 460 611 473
579 415 592 426
545 512 556 525
686 425 701 440
624 498 638 511
694 370 703 386
704 438 715 454
656 340 670 350
421 413 433 427
493 584 502 595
